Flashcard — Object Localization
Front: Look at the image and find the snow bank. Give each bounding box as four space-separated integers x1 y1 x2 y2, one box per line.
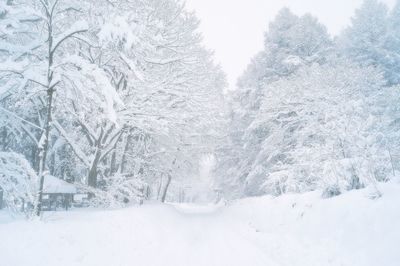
223 182 400 266
0 182 399 266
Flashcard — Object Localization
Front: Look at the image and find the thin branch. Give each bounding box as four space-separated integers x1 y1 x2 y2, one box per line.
0 106 44 131
51 29 88 55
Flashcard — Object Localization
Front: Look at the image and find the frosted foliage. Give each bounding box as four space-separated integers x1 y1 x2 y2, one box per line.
215 4 400 200
340 0 400 85
0 152 38 214
86 173 148 208
238 8 332 93
215 9 333 199
0 0 226 208
244 61 398 196
2 0 400 207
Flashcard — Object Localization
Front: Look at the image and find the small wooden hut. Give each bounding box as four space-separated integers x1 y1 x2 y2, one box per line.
42 175 78 211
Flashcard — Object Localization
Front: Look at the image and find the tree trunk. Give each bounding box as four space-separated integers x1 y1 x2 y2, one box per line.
120 134 132 174
156 175 163 200
1 127 6 151
110 150 117 175
388 148 396 178
161 174 172 203
36 88 55 216
0 188 3 209
35 0 87 216
88 149 101 188
36 11 55 216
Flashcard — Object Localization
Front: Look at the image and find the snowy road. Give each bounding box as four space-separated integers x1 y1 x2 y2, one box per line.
0 204 273 266
1 183 400 266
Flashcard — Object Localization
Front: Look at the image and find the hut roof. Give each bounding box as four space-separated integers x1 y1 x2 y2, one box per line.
43 175 77 194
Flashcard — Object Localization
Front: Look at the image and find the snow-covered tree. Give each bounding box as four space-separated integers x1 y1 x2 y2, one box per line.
0 0 42 165
244 60 398 196
340 0 388 62
218 57 400 199
385 0 400 84
0 152 38 215
8 0 226 205
215 5 400 200
0 0 38 98
25 0 91 216
338 0 400 85
215 9 332 199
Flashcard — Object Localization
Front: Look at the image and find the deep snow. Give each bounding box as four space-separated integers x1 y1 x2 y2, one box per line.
1 182 399 266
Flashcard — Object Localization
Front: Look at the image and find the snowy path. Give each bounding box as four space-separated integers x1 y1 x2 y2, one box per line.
1 183 400 266
0 204 274 266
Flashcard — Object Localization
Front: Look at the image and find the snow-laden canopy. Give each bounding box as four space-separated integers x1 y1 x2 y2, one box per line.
0 152 38 213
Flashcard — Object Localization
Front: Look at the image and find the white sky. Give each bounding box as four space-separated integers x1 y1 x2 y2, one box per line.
185 0 395 89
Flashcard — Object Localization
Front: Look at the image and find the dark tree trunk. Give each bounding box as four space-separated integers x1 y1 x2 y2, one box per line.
36 8 56 216
1 127 7 151
156 176 163 200
110 150 117 175
120 134 132 174
88 150 101 188
0 188 3 209
36 86 55 216
161 174 172 203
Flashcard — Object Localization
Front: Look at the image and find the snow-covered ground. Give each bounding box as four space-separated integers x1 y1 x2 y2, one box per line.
1 182 400 266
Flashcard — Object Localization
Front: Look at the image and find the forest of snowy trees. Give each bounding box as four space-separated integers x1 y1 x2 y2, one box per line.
0 0 226 215
1 0 400 217
215 0 400 199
